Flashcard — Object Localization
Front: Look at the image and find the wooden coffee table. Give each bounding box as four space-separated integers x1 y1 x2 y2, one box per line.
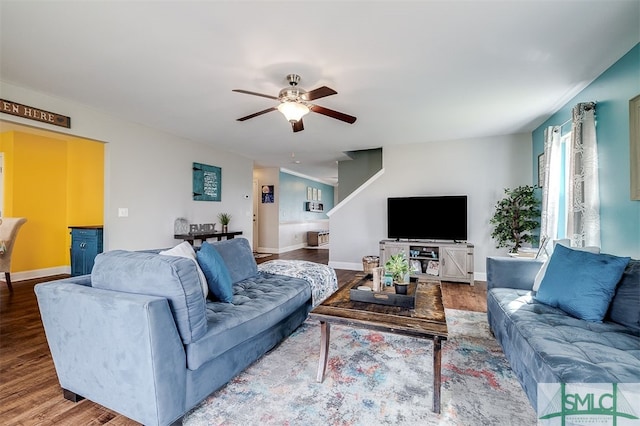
308 274 448 413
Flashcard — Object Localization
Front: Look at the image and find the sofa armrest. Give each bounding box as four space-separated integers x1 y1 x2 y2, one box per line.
486 256 544 291
35 281 187 426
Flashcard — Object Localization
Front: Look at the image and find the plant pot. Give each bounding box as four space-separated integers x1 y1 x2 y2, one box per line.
394 283 409 295
222 225 228 233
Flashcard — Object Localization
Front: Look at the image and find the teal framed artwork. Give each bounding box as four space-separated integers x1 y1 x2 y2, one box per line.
193 162 221 201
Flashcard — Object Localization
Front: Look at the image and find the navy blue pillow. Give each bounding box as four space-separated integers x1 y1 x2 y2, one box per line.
606 259 640 331
535 244 630 322
196 242 234 303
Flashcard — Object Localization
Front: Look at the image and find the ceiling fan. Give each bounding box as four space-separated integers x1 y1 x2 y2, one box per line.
233 74 357 132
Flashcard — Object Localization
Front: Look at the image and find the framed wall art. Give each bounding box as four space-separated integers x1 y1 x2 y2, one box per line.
630 94 640 200
262 185 274 203
538 153 545 188
193 162 221 201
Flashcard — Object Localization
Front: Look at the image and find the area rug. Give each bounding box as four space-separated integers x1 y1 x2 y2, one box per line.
182 309 537 425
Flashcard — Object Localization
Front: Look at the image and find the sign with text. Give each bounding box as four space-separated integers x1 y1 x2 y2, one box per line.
538 383 640 425
193 162 221 201
0 99 71 128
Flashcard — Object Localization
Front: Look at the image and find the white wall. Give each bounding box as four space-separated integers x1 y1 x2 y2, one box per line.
279 220 329 253
1 81 254 251
329 134 533 281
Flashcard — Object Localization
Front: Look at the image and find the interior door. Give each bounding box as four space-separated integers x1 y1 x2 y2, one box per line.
252 179 259 250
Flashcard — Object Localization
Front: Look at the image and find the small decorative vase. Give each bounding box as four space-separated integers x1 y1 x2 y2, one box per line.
174 218 189 235
394 283 408 295
222 225 228 233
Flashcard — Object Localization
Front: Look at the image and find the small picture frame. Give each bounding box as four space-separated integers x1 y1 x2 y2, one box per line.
317 189 322 201
312 188 318 201
261 185 274 203
538 153 545 188
307 186 313 200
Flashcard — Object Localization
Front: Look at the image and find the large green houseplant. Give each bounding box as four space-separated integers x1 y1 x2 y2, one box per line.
490 185 541 253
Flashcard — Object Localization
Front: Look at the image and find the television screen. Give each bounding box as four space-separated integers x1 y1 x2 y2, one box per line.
387 196 467 241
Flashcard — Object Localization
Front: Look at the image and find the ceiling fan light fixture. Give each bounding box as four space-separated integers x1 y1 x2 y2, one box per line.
277 101 309 122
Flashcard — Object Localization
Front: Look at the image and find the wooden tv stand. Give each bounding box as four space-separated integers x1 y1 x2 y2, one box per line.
379 240 474 285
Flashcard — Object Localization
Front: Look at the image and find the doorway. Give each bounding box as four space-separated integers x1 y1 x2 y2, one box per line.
252 179 259 250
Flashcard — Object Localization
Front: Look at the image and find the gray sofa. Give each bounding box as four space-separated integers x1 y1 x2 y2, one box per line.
35 238 330 426
486 255 640 412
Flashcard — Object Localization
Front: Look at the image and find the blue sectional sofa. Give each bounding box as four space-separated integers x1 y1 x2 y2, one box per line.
35 238 335 426
486 253 640 412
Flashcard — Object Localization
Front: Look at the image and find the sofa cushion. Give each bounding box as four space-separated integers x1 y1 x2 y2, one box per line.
488 287 640 386
184 272 311 370
92 250 207 344
535 244 630 322
210 238 258 284
160 241 208 298
606 259 640 332
196 242 233 303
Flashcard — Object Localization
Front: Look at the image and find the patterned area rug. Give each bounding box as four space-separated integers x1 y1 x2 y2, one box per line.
182 309 537 425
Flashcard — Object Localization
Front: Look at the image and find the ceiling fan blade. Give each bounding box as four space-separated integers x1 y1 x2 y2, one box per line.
310 105 357 124
302 86 337 101
292 119 304 132
236 107 277 121
232 89 279 100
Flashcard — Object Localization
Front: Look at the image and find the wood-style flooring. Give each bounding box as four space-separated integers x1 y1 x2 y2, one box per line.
0 247 486 425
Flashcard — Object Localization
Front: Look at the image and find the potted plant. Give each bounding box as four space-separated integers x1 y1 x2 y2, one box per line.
490 185 541 253
218 213 231 233
384 252 410 294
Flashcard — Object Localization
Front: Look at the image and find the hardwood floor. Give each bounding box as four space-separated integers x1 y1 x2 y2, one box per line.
0 248 486 425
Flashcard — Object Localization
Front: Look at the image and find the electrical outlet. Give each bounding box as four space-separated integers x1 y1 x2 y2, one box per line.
118 207 129 217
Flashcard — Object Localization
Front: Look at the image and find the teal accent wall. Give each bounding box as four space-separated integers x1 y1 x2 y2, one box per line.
532 43 640 257
278 171 335 222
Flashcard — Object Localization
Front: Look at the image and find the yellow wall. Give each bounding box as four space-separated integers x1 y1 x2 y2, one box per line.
0 131 104 273
67 138 105 226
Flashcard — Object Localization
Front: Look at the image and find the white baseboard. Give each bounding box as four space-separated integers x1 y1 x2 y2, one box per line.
1 266 71 282
258 243 307 254
328 261 363 271
280 243 307 253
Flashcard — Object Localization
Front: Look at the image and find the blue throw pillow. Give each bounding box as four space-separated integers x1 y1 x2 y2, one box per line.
196 242 234 303
535 244 630 322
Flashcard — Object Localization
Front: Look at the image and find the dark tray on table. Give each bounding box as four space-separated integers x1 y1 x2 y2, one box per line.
349 277 417 309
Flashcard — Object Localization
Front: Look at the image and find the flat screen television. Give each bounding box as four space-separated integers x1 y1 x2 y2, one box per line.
387 196 467 241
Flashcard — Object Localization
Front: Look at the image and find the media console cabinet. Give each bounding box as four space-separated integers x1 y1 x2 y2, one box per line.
379 240 474 285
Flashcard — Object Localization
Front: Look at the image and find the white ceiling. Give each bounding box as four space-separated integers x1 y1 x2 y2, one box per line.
1 1 639 185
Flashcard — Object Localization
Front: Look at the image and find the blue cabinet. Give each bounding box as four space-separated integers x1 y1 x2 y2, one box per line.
70 226 103 276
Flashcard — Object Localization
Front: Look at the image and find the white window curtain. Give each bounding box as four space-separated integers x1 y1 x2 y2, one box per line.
567 102 600 248
540 125 562 255
539 102 600 252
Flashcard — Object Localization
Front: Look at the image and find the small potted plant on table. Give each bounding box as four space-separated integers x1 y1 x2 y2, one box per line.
218 213 231 233
384 252 410 294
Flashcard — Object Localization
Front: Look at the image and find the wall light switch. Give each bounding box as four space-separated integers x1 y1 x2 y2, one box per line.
118 208 129 217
